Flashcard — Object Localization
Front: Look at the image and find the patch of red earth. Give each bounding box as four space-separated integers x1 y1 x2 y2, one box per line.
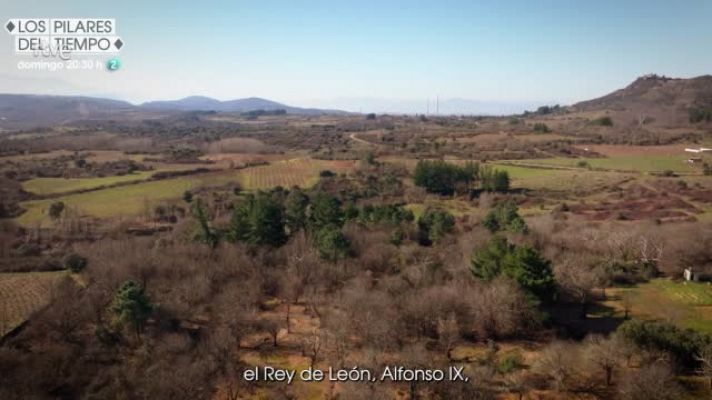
569 184 701 221
649 179 712 203
325 159 357 171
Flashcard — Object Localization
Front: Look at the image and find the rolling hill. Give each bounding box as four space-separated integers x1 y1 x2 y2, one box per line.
0 94 346 130
0 94 136 129
568 74 712 127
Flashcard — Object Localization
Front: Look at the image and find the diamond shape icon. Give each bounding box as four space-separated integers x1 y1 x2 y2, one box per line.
6 21 15 33
114 39 123 50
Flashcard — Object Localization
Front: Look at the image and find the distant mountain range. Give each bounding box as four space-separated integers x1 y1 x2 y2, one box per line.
2 75 712 130
141 96 346 115
0 94 347 129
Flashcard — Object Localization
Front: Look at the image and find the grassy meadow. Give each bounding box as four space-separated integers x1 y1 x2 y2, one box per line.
22 171 156 195
507 154 697 174
16 158 355 225
605 279 712 334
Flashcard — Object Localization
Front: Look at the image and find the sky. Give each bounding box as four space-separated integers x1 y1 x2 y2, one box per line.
1 0 711 113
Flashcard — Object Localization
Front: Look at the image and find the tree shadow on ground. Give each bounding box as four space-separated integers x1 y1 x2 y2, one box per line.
547 302 626 339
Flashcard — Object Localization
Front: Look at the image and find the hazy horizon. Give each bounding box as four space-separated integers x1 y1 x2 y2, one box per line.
2 0 711 113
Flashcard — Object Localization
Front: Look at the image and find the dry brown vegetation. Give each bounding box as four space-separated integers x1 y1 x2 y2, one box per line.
0 98 711 399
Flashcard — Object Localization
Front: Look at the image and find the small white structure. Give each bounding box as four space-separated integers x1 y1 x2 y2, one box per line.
684 268 696 281
684 268 712 282
685 147 712 153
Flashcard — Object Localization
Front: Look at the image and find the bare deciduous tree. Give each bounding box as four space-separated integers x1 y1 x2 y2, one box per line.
302 329 322 369
555 256 605 319
695 344 712 392
584 334 623 386
618 362 682 400
437 313 459 359
533 341 580 392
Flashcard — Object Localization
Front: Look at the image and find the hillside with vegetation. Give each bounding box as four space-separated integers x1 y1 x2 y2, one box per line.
0 78 711 399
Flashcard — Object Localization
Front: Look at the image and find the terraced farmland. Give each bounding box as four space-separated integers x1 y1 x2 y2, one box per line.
235 158 354 189
0 272 66 338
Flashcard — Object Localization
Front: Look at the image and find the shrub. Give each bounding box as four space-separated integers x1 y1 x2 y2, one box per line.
497 352 525 374
533 123 550 133
16 243 41 257
617 319 712 369
49 201 65 219
689 107 712 123
389 227 405 246
315 225 350 262
576 160 590 168
417 208 455 245
358 204 414 226
64 253 88 273
482 201 528 234
532 105 560 115
590 116 613 127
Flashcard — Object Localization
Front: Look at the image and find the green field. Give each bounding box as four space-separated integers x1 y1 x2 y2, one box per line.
22 171 156 195
606 279 712 334
16 158 354 225
493 164 633 192
507 154 696 174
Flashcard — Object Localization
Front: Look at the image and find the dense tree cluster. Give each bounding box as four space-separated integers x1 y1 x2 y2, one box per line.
194 183 460 260
479 166 510 192
471 236 555 301
413 159 510 195
413 160 478 195
228 192 287 246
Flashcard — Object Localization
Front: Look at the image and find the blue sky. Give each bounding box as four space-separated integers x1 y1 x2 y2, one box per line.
1 0 711 113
